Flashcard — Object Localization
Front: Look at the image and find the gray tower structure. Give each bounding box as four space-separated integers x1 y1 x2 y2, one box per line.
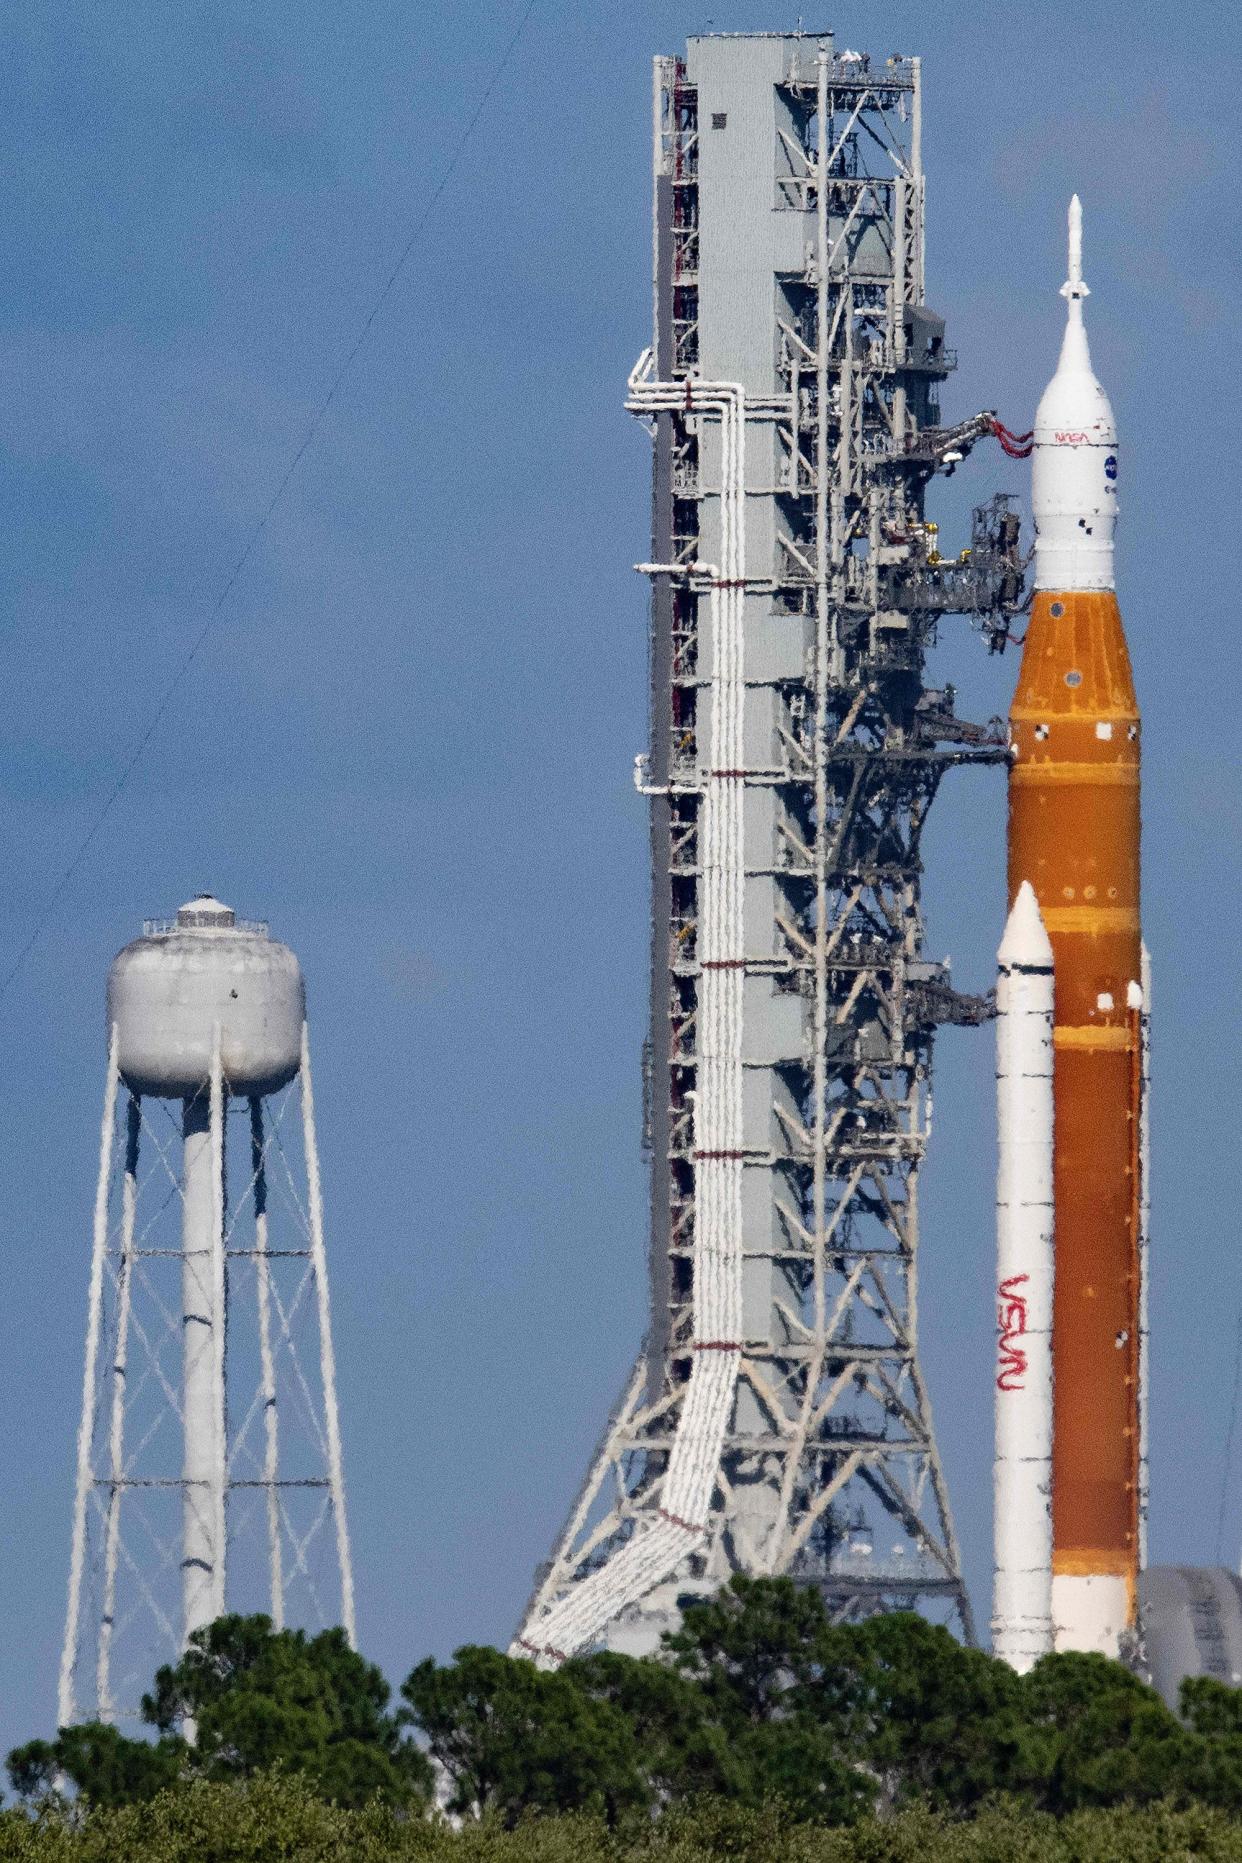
518 34 1026 1662
59 898 354 1727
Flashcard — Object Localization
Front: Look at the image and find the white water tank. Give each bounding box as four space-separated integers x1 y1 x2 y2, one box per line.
108 897 304 1098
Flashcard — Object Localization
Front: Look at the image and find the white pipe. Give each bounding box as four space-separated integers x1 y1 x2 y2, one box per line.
209 1035 227 1622
300 1022 357 1647
992 881 1055 1671
97 1094 140 1718
519 356 748 1661
911 59 924 300
651 58 665 355
59 1025 121 1729
250 1097 284 1629
182 1054 222 1642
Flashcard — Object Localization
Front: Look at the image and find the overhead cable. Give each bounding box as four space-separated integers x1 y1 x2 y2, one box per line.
0 0 538 1006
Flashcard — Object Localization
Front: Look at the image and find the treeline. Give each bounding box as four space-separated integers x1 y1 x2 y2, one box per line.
4 1778 1242 1863
6 1577 1242 1856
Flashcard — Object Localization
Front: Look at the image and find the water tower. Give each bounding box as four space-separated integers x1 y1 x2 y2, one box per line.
58 898 355 1727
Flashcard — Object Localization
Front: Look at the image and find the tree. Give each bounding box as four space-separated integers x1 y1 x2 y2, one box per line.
143 1614 430 1808
664 1575 835 1727
8 1615 430 1812
565 1648 738 1804
1020 1650 1202 1813
16 1584 1242 1831
401 1644 646 1824
661 1576 871 1820
7 1722 186 1809
831 1611 1036 1812
1182 1674 1242 1738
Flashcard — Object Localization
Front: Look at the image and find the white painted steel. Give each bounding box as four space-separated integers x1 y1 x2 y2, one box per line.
1053 1573 1129 1657
992 882 1055 1671
97 1097 140 1718
62 921 357 1724
250 1098 285 1629
109 898 303 1098
59 1027 121 1730
208 1040 227 1624
1033 196 1117 592
516 351 747 1662
769 40 846 1575
651 56 673 360
181 1036 225 1643
519 49 973 1659
301 1023 357 1649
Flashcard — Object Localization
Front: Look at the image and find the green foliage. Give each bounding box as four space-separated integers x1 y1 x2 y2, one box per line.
0 1770 420 1863
660 1574 1242 1821
666 1577 1032 1816
563 1648 738 1803
7 1615 429 1813
666 1572 837 1724
660 1576 871 1820
5 1774 1242 1862
5 1723 186 1810
144 1613 430 1807
11 1579 1242 1846
1020 1649 1174 1810
1185 1676 1242 1738
839 1610 1035 1811
400 1643 646 1824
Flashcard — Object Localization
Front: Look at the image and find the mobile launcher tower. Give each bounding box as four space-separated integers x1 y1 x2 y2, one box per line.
58 898 354 1727
518 32 1028 1662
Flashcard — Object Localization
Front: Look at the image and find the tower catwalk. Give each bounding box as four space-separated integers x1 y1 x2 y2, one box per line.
59 898 354 1727
517 33 1025 1662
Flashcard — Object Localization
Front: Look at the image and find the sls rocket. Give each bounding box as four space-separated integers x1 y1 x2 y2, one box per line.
1002 197 1145 1661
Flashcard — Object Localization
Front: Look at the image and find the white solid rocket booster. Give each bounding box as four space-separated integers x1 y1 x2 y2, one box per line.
993 880 1056 1670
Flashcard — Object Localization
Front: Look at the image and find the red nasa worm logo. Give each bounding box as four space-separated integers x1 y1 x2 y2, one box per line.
1054 430 1089 444
996 1273 1029 1392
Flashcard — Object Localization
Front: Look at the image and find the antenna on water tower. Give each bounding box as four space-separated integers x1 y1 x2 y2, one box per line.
58 897 355 1728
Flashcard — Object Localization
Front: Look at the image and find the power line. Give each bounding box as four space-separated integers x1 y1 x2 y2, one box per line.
0 0 538 1005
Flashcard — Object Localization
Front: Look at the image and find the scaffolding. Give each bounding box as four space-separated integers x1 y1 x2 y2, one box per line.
518 33 1024 1661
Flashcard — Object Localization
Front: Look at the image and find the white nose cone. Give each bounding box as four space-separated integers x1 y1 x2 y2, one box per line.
998 879 1055 972
1032 196 1118 592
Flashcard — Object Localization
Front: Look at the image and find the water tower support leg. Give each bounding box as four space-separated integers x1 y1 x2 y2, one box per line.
181 1033 226 1643
250 1096 284 1628
59 1026 120 1729
209 1037 226 1621
97 1094 140 1716
300 1022 356 1646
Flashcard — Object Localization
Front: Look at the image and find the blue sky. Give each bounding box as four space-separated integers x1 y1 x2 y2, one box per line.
0 0 1238 1751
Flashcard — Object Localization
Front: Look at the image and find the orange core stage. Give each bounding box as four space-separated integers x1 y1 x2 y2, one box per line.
1008 587 1141 1629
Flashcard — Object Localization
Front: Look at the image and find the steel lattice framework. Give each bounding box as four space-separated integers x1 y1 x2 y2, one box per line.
517 33 1024 1663
59 1026 354 1727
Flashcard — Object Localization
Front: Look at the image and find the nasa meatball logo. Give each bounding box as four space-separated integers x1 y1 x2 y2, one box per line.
1105 454 1118 481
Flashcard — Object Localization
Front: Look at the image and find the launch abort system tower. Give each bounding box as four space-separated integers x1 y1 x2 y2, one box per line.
518 32 1026 1661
